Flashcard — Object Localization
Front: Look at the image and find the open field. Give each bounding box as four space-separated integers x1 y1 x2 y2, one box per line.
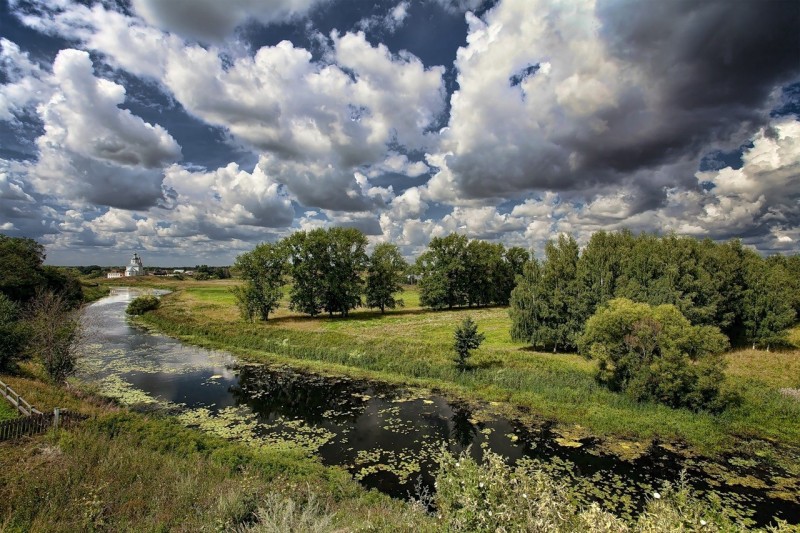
130 279 800 460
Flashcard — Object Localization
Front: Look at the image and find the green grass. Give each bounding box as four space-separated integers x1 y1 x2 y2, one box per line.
0 399 17 422
137 281 800 460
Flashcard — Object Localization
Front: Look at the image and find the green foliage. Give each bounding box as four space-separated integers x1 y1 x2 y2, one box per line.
284 227 368 317
365 243 407 313
26 290 82 384
0 293 26 371
580 299 732 411
435 448 775 532
509 259 544 344
417 234 528 310
125 295 161 316
0 234 46 303
742 252 797 349
511 231 798 352
453 316 485 371
509 235 581 352
234 242 287 321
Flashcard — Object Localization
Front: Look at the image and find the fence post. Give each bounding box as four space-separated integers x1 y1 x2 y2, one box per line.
53 408 60 430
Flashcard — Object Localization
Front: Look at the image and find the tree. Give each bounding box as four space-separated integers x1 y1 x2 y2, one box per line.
417 234 469 310
365 243 408 313
322 227 368 317
0 294 26 371
509 259 546 345
537 234 582 352
284 228 368 317
234 242 288 321
0 234 46 303
579 298 731 411
453 316 485 372
741 252 796 349
26 290 82 384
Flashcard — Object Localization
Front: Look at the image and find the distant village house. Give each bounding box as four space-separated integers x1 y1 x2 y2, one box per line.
107 252 145 278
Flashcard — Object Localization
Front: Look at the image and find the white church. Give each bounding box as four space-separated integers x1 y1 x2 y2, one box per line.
107 252 145 278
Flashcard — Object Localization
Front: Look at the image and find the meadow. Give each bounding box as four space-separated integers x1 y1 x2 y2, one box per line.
129 278 800 461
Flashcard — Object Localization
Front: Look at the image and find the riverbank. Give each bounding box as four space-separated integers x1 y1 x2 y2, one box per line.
2 365 795 531
136 281 800 464
0 366 434 531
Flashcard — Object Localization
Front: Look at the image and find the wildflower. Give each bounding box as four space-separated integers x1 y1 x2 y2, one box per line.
522 493 528 499
479 482 485 488
653 492 661 499
700 519 707 526
455 462 460 467
488 511 493 516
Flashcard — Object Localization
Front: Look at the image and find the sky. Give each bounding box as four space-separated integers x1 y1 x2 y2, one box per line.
0 0 798 266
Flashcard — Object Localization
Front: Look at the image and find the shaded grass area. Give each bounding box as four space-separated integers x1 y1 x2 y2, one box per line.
139 282 800 458
0 373 433 532
0 399 17 422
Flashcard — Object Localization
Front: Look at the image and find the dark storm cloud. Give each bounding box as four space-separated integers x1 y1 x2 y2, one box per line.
443 0 800 212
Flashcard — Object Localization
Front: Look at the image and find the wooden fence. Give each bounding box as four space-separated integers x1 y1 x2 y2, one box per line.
1 378 88 441
0 409 88 441
0 378 42 416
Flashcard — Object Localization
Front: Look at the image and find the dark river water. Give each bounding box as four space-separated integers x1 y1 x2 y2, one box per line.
79 288 799 528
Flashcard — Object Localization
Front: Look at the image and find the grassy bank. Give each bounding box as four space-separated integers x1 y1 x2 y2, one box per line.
139 281 800 458
0 370 433 532
0 399 17 422
1 370 792 532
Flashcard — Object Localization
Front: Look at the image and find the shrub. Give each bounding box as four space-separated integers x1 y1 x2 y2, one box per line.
579 298 733 411
126 295 160 316
453 317 485 372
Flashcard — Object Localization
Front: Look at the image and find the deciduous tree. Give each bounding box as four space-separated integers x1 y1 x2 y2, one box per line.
365 243 407 314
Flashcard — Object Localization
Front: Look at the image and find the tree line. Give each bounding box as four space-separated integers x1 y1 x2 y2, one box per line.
415 233 529 310
510 231 798 352
233 227 408 320
234 229 531 321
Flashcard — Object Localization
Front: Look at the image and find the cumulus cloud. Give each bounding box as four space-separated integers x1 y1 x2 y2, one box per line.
0 38 51 121
131 0 329 41
164 161 295 229
26 49 181 210
430 0 800 209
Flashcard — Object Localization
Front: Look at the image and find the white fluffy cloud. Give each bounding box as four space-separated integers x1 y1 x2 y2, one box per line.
0 39 51 121
26 49 181 210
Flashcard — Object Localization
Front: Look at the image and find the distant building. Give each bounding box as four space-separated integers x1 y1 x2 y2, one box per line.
125 252 144 277
106 271 124 279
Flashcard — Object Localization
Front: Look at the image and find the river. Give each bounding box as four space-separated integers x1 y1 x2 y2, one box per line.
78 288 799 527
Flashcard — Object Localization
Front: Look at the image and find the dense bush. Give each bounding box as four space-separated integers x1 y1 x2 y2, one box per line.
126 295 160 316
26 290 82 383
579 298 733 411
